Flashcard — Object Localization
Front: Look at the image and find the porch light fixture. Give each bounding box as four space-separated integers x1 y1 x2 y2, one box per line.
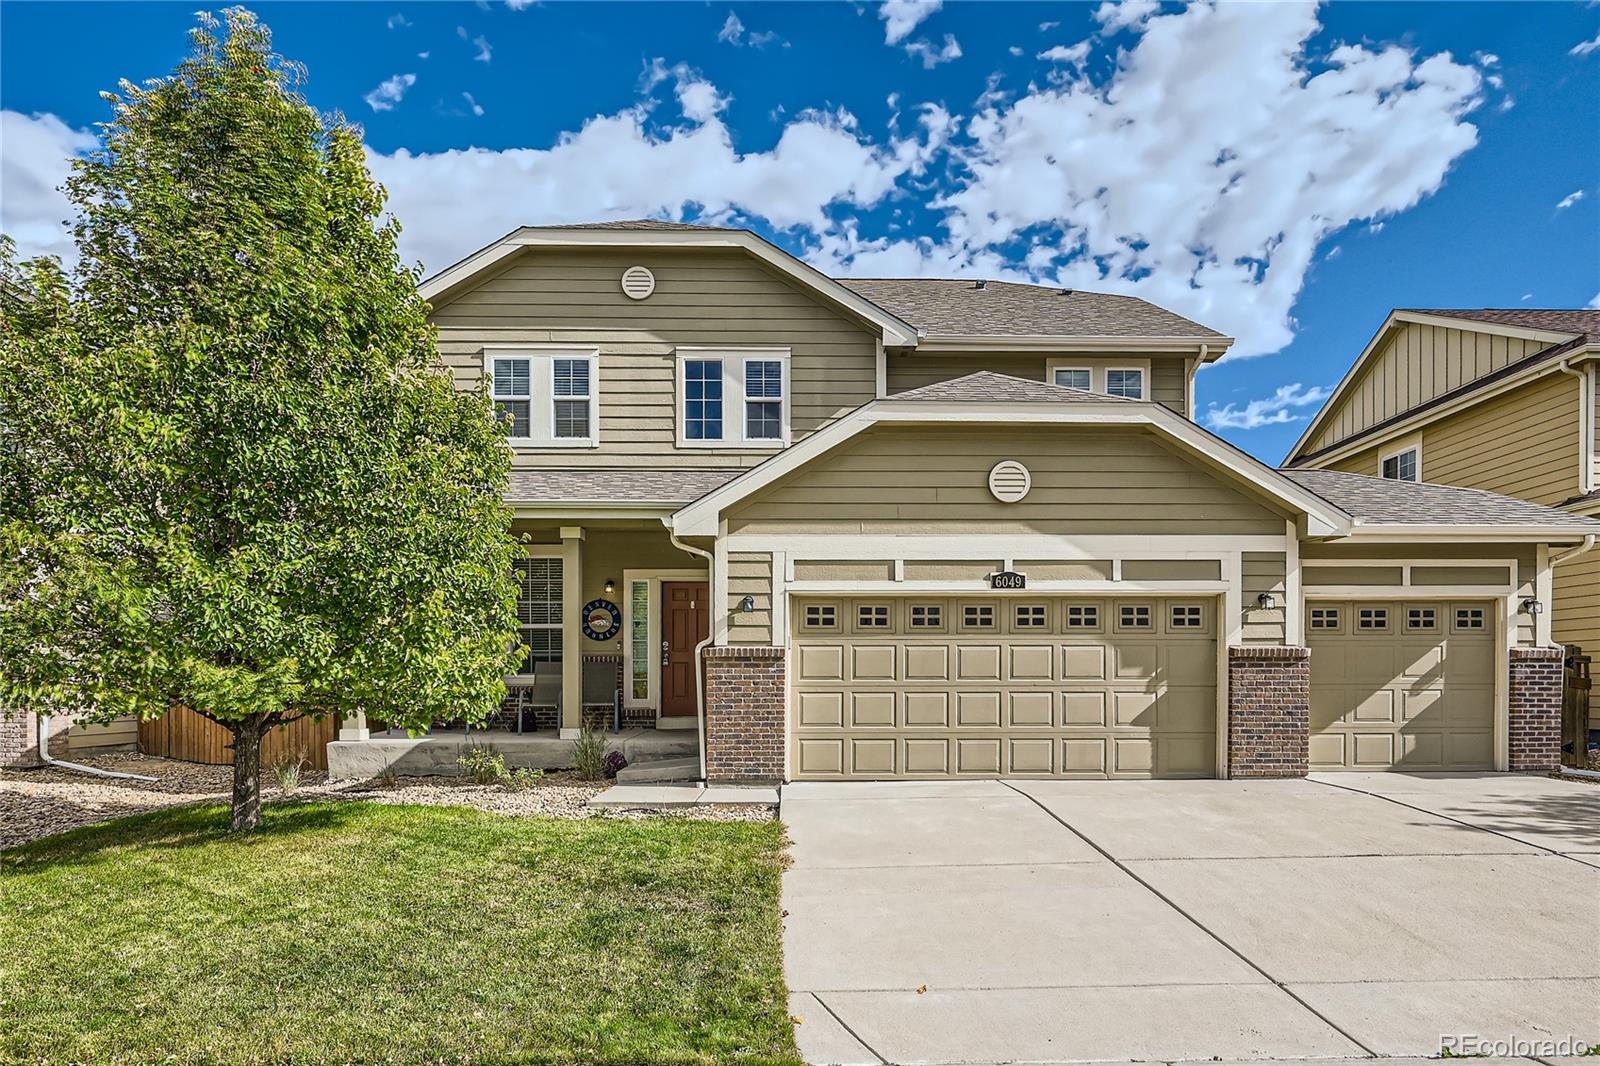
603 578 616 596
1256 591 1277 610
737 595 756 613
1520 597 1543 616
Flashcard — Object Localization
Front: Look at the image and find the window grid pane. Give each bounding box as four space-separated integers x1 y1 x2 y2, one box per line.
492 358 530 398
804 604 837 629
909 604 943 628
1357 607 1388 630
1015 604 1047 628
1120 604 1152 629
963 604 995 629
1053 368 1091 391
1382 450 1418 482
1455 607 1486 630
629 581 649 700
512 557 563 675
1106 369 1144 399
495 399 530 438
858 605 890 628
1310 607 1340 630
685 359 724 440
553 358 590 398
1066 605 1099 628
553 399 589 439
745 360 783 398
1171 605 1202 628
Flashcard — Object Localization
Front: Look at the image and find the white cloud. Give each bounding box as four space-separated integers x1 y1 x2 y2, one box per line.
462 91 485 117
1521 292 1533 301
1588 291 1600 310
1094 0 1160 33
1038 20 1060 31
1038 42 1090 64
418 51 431 59
904 33 962 68
458 26 492 62
505 0 537 9
717 11 779 47
1204 382 1330 430
387 12 411 29
1557 189 1585 210
811 2 1484 358
1008 45 1023 57
0 110 96 266
879 0 940 45
363 73 417 112
1571 32 1600 57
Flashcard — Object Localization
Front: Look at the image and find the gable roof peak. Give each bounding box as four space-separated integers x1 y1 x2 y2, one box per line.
888 369 1141 404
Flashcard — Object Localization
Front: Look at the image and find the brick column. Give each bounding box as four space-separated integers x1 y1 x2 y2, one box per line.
1508 646 1563 771
1227 646 1310 778
703 646 785 785
1 711 42 771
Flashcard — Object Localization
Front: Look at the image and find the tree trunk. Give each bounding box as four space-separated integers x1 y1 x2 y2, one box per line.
229 716 267 831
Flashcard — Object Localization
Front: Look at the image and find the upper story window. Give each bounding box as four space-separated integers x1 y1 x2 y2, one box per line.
1381 445 1420 483
678 349 790 448
1106 368 1145 399
486 349 599 448
1052 367 1092 391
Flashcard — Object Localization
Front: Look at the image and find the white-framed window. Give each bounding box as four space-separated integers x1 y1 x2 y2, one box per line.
1052 367 1092 391
628 580 650 701
1380 442 1421 482
1106 367 1145 399
485 348 599 448
511 555 563 679
677 348 790 448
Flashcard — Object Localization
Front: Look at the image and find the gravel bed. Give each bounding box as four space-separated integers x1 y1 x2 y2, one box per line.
2 754 774 850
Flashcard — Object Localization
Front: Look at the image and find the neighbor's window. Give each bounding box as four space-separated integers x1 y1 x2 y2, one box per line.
512 556 562 676
744 360 784 441
1381 447 1419 483
1106 368 1145 399
683 359 724 441
1053 368 1091 391
492 357 532 438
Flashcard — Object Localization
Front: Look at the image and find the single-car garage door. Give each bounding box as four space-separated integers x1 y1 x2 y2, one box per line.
791 596 1216 779
1308 600 1495 771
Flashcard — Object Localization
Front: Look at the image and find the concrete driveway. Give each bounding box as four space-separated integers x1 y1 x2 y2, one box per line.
781 773 1600 1066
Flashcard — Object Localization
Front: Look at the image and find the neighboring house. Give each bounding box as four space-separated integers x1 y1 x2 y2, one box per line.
232 224 1600 782
1284 308 1599 672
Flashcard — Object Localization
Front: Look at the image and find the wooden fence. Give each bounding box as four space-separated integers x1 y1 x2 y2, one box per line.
1563 647 1592 770
138 707 336 771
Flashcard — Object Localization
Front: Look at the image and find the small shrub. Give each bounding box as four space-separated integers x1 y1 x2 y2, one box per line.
503 766 544 792
269 750 308 795
572 721 609 781
603 750 628 780
459 743 507 785
375 765 399 789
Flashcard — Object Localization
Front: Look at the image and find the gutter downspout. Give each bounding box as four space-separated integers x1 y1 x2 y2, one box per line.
1552 534 1596 569
35 714 158 782
666 523 714 784
1557 358 1595 496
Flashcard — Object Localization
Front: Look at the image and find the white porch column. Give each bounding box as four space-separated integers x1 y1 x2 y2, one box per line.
339 710 369 742
560 526 585 738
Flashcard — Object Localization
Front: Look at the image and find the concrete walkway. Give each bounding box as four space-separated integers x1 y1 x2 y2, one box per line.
781 774 1600 1066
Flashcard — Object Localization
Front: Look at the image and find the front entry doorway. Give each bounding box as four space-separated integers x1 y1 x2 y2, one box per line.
661 582 710 719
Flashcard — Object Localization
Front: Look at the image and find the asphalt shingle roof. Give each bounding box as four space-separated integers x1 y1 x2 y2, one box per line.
1282 469 1600 529
522 219 734 232
1400 308 1600 344
890 370 1139 404
840 278 1230 341
505 467 742 505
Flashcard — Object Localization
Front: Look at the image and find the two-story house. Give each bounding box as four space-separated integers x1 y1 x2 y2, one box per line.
324 223 1600 784
1284 309 1597 670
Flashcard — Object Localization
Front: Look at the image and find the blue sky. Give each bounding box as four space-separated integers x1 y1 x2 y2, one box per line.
3 1 1598 462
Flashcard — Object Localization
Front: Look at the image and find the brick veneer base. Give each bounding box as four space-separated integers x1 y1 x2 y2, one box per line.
1508 646 1563 772
1227 646 1310 778
703 646 785 785
1 712 41 770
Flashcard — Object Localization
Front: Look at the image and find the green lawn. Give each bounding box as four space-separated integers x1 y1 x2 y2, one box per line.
0 802 799 1065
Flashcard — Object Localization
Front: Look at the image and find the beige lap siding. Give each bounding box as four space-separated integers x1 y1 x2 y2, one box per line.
1553 547 1599 657
1240 552 1288 645
727 553 773 646
726 426 1289 536
430 248 879 470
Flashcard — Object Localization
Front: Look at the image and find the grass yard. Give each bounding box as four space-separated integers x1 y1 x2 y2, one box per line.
0 801 798 1065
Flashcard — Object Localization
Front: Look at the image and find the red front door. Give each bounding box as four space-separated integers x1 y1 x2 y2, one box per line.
660 581 709 718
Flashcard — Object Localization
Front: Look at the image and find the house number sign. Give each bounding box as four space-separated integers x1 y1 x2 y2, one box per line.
990 571 1027 590
581 599 621 641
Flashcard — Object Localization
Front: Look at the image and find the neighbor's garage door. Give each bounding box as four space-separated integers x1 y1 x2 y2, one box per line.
1308 600 1495 771
791 597 1216 779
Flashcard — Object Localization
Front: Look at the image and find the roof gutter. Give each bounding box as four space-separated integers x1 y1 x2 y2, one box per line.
908 335 1233 356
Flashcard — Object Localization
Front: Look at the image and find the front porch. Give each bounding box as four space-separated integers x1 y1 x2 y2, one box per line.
326 726 698 780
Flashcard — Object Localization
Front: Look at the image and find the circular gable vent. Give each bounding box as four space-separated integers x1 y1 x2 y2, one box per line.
620 265 656 300
988 460 1032 503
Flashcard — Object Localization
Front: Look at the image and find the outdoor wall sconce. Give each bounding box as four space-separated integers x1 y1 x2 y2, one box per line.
737 595 756 613
1520 597 1543 616
1256 591 1277 610
603 578 616 596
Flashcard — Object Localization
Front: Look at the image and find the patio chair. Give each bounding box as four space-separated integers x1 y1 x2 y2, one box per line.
521 662 562 734
581 659 622 732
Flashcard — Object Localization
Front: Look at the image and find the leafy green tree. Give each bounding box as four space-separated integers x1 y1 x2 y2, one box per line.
0 9 521 830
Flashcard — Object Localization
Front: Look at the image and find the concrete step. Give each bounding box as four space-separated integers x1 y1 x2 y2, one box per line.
653 716 698 731
615 756 700 784
620 732 698 762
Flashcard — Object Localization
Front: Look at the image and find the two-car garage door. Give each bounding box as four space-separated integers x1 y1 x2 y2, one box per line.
791 596 1216 780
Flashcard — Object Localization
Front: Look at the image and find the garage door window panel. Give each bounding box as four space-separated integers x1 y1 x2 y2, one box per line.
1065 603 1102 631
802 603 840 632
960 603 997 631
1116 604 1154 632
854 603 893 632
1013 604 1049 631
908 603 946 632
1310 606 1343 633
1405 606 1440 633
